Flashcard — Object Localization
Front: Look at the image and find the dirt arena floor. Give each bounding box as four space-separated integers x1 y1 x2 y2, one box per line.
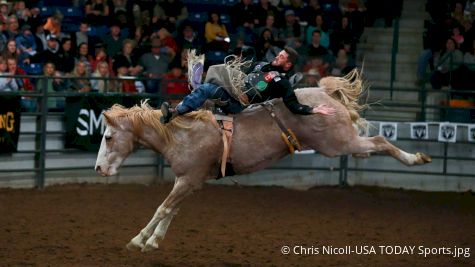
0 183 474 267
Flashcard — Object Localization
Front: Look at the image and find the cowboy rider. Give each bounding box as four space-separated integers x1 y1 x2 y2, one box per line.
160 46 335 123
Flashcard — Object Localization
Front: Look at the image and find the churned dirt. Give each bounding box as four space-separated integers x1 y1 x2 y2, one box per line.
0 183 474 267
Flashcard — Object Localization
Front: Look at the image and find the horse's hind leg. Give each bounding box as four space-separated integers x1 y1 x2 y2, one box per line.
126 177 195 252
348 135 431 166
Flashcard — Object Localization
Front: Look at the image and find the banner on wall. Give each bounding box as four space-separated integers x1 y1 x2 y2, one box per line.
0 95 21 153
410 123 429 140
438 123 457 143
65 95 156 151
379 122 398 141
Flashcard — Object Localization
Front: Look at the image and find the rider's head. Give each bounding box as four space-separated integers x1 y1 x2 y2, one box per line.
271 46 298 71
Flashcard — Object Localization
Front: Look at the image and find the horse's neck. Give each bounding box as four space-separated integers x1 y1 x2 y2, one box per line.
137 125 168 154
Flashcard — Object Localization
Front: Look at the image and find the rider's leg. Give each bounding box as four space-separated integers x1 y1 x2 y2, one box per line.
161 83 221 123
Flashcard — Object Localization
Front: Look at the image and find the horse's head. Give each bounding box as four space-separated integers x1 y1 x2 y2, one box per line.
95 113 135 176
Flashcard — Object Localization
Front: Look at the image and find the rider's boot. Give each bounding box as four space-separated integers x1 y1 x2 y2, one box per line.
160 102 179 124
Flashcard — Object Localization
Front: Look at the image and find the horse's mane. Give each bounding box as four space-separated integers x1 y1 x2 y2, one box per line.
103 101 212 144
318 68 369 134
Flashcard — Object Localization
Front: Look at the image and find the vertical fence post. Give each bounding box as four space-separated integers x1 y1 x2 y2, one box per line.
390 18 400 100
35 77 48 189
339 155 348 186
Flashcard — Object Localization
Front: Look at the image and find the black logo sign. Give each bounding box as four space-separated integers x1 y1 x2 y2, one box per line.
382 124 395 138
413 125 427 139
441 125 455 140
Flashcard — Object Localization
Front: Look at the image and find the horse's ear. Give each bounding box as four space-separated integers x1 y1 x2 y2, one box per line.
103 111 113 125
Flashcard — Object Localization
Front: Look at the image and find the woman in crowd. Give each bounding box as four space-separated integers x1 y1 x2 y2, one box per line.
57 37 75 74
35 62 67 110
75 42 93 74
204 10 230 52
91 60 117 93
68 61 92 92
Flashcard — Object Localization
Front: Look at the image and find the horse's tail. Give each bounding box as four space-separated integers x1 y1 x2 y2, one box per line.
319 68 369 135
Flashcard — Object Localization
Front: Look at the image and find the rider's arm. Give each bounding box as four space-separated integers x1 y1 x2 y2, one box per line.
280 79 314 115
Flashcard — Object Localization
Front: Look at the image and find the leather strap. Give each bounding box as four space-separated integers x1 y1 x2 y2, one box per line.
261 103 302 154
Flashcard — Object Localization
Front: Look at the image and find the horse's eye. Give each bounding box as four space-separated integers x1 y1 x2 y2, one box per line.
105 136 112 141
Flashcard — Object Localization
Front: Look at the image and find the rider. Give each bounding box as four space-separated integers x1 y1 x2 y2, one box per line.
161 46 334 123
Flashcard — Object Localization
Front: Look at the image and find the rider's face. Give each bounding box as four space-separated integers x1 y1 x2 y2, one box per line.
271 50 289 67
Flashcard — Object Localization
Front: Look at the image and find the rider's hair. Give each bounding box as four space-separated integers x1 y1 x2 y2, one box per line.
284 46 298 67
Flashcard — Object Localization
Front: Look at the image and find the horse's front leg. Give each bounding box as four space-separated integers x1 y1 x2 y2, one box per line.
126 177 196 252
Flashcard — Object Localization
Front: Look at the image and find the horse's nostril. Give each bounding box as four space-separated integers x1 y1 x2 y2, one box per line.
95 165 101 172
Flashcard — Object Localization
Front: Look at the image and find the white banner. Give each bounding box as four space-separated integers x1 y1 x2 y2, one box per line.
379 122 398 141
410 123 429 140
438 123 457 143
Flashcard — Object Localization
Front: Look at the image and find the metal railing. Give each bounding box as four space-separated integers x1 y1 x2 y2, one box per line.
0 73 474 189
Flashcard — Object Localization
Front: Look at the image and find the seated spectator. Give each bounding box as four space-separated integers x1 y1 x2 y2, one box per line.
451 26 465 48
35 62 67 110
303 56 330 80
85 0 110 26
287 0 306 21
13 1 30 26
204 11 231 52
57 37 76 74
451 1 465 26
72 21 100 55
1 39 20 61
0 56 17 91
4 15 20 39
131 24 151 57
32 33 61 66
67 61 92 93
33 23 49 53
15 24 37 61
330 47 356 76
278 9 302 49
302 0 324 28
6 56 33 90
102 21 125 58
176 23 202 53
75 42 93 74
303 68 320 86
306 14 330 48
155 28 178 56
90 47 112 73
430 37 464 90
306 30 329 59
152 0 188 33
340 0 366 39
91 60 117 93
231 0 258 45
255 0 281 28
161 61 189 104
139 37 173 93
112 39 141 76
255 14 280 42
115 60 144 94
256 28 280 61
330 15 354 55
0 1 10 24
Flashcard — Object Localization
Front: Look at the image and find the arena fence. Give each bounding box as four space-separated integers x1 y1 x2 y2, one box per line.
0 74 474 189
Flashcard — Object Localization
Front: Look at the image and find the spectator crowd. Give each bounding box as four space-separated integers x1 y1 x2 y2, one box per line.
0 0 382 110
419 0 475 100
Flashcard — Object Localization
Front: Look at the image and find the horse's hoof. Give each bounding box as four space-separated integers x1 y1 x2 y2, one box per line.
141 243 158 253
126 241 143 251
417 152 432 164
